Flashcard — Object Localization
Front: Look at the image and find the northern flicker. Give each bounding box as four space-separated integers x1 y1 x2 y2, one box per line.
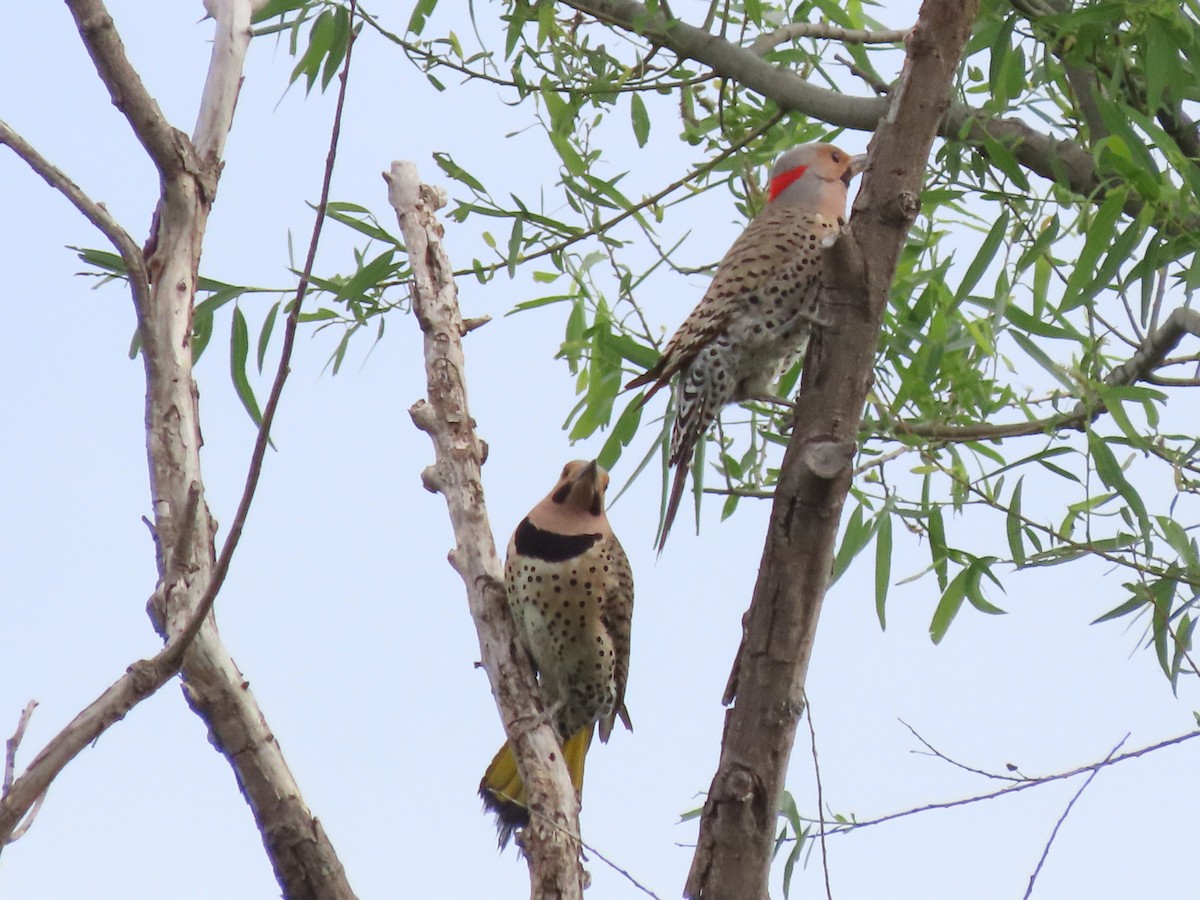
479 460 634 848
626 143 868 550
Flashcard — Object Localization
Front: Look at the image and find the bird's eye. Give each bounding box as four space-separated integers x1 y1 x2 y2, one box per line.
831 151 842 163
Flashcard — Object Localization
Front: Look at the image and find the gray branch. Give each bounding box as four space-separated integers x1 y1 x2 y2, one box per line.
384 162 587 899
683 1 981 896
561 0 1135 218
0 2 357 895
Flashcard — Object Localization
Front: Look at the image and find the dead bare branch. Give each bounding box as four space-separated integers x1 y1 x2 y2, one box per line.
384 161 586 899
1 702 43 847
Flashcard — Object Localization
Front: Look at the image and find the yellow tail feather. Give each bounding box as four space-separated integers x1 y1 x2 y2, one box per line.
479 726 595 848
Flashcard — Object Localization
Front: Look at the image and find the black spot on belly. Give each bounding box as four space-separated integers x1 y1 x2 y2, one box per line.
514 518 601 562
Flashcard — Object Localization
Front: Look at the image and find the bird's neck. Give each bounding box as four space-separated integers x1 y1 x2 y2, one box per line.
770 179 848 222
527 500 606 537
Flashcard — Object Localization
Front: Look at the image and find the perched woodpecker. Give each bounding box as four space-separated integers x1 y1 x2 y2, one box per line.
480 460 634 848
626 143 868 550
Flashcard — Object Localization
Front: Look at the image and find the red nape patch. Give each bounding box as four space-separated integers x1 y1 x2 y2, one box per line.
769 164 808 201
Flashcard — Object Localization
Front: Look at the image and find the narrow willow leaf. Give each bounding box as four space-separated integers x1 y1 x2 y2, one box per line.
1006 477 1026 567
956 214 1008 301
927 504 949 592
1061 189 1126 310
1091 593 1147 625
630 92 650 147
257 301 280 372
832 504 868 583
1087 431 1150 541
230 306 264 426
930 567 969 644
1009 330 1076 392
875 513 893 630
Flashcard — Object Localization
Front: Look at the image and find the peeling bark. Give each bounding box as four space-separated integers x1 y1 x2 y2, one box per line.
385 162 586 900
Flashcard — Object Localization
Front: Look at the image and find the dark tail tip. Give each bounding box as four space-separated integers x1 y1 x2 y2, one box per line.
479 784 530 851
655 460 690 553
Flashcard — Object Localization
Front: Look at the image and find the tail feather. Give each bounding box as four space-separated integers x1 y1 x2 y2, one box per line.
624 359 668 393
656 457 691 554
479 727 596 849
479 743 528 849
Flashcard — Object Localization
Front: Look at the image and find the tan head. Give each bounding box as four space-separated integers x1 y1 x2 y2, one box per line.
527 460 612 535
767 143 868 220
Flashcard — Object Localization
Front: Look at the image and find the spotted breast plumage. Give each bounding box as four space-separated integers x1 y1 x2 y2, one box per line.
479 460 633 848
627 143 868 550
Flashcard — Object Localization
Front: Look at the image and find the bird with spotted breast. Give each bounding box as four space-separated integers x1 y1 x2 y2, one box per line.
479 459 634 848
626 143 868 551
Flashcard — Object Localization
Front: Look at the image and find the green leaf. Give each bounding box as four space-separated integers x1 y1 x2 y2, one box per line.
1149 578 1176 679
927 503 949 592
319 7 350 91
1170 613 1195 692
432 152 488 193
1061 189 1127 311
257 301 280 372
630 93 651 147
230 306 264 427
832 503 868 583
964 558 1006 615
597 398 644 471
1157 516 1200 570
192 307 214 363
252 0 309 25
1092 592 1147 625
325 202 399 244
290 11 336 93
1009 330 1076 393
875 513 893 630
929 566 969 644
1087 431 1150 542
1006 477 1026 567
956 211 1009 301
407 0 438 35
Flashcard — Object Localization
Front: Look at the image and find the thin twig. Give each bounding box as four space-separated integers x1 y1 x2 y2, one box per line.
804 692 833 900
534 810 664 900
902 719 1022 783
1022 734 1129 899
835 53 892 96
814 730 1199 836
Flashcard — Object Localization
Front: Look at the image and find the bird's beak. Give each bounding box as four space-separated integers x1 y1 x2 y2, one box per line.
844 154 870 184
574 459 600 485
